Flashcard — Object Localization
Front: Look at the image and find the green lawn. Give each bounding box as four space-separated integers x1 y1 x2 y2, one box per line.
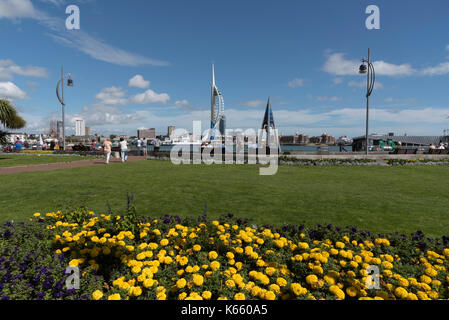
0 154 96 168
0 160 448 237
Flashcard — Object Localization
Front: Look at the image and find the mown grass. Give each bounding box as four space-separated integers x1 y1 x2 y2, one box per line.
0 160 448 237
0 154 96 168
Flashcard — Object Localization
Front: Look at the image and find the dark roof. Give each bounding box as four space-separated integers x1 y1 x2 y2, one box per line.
353 135 443 146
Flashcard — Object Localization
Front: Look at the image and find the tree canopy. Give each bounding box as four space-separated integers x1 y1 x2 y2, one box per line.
0 99 26 130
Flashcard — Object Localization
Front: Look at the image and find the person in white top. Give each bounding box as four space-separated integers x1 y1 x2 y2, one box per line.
142 138 148 157
119 137 128 162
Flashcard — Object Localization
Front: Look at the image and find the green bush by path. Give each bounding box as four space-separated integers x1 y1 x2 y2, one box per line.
0 160 448 237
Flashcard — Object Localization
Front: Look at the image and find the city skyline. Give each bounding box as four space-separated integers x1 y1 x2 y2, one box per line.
2 1 449 137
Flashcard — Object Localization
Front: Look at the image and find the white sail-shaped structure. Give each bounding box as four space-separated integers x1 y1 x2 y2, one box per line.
210 64 226 140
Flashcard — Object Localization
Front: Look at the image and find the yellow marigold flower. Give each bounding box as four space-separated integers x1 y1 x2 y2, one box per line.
136 252 146 260
346 286 357 297
269 284 281 294
291 283 307 296
276 277 287 287
193 244 201 252
420 275 432 284
202 291 212 300
329 285 345 300
335 242 345 249
265 267 276 276
108 293 121 300
144 279 155 288
306 274 318 286
226 251 235 259
92 290 103 300
176 278 187 289
208 251 218 260
425 268 437 277
160 239 169 246
323 275 335 285
313 266 323 275
234 293 246 300
264 291 276 300
394 287 408 299
130 286 142 297
226 279 236 288
33 213 41 217
193 274 204 286
398 278 409 287
156 292 167 300
131 266 141 274
407 293 418 300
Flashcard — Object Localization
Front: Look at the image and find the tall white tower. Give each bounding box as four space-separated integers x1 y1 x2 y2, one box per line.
210 64 226 137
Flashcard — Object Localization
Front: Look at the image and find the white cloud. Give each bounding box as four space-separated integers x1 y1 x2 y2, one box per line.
323 53 415 76
288 78 304 88
372 60 415 76
129 89 170 105
129 75 150 89
38 0 65 6
421 62 449 76
317 96 343 102
0 0 37 19
238 100 266 107
95 87 127 105
0 59 48 80
0 81 28 100
174 100 190 106
323 53 360 76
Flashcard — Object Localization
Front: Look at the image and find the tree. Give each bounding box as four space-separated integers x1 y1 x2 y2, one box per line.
0 99 26 144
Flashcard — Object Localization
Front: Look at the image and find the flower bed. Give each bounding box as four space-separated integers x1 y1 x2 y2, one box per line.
20 150 55 155
279 157 377 166
1 210 449 300
386 158 449 166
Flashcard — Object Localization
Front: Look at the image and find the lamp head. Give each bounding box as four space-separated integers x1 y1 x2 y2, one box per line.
359 64 368 74
67 78 73 87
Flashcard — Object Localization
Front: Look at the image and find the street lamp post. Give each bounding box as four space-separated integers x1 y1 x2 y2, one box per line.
56 66 73 151
359 48 375 156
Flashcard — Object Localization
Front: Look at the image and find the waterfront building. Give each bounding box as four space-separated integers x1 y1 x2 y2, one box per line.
75 119 86 137
138 128 156 139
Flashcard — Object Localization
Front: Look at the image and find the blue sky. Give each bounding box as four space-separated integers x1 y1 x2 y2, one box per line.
2 0 449 137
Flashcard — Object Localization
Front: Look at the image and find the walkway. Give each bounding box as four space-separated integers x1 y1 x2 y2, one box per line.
0 156 147 175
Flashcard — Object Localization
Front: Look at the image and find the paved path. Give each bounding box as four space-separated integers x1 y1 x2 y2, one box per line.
0 156 147 175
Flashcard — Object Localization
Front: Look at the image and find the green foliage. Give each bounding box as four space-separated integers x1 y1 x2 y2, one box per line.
0 99 26 129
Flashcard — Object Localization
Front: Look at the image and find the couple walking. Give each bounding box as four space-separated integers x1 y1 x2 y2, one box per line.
102 137 129 164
